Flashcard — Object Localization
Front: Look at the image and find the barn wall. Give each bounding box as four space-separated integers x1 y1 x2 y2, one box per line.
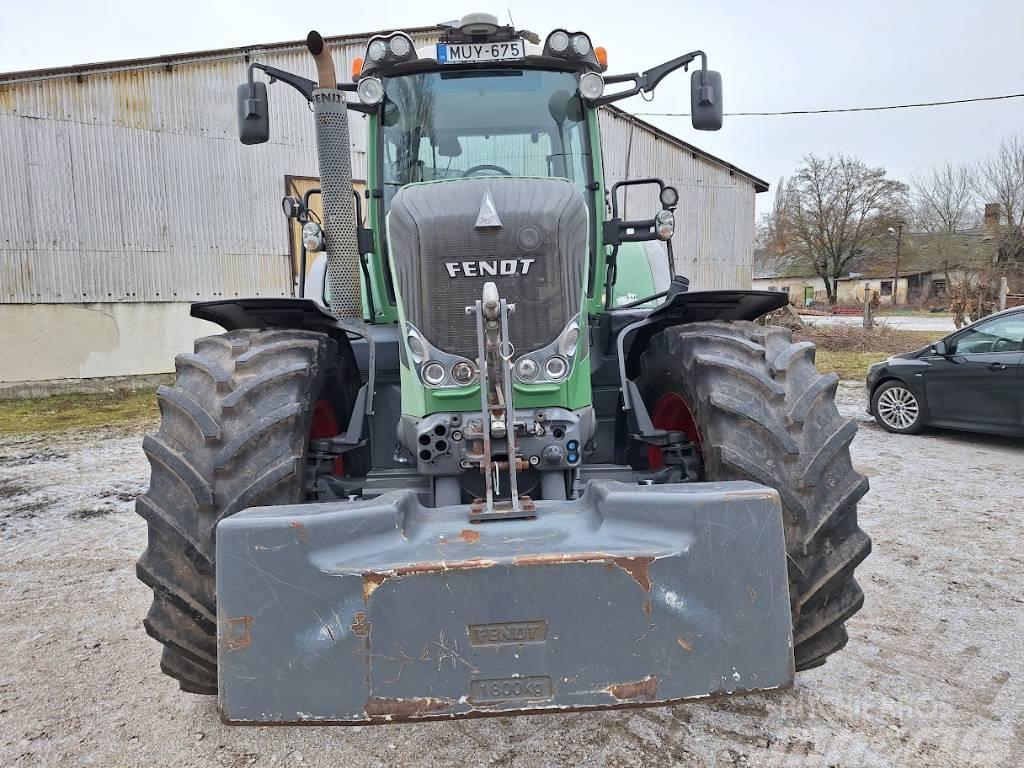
598 109 757 291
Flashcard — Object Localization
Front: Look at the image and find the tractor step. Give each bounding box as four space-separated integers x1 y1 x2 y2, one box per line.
215 480 794 724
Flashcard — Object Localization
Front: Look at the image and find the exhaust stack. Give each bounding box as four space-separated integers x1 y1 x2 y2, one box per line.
307 30 361 319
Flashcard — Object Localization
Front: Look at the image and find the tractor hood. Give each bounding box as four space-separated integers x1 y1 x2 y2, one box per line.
387 177 588 359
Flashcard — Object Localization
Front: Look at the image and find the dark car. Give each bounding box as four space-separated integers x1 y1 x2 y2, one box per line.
865 306 1024 436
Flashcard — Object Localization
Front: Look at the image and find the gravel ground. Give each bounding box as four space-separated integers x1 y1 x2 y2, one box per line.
802 315 958 333
2 384 1022 767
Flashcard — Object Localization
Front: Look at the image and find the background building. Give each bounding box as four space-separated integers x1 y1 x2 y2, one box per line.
0 28 767 386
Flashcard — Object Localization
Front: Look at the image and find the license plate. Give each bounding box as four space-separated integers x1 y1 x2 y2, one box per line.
437 39 525 65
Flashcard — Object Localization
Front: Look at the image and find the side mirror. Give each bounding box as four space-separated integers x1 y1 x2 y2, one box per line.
930 340 948 355
690 70 723 131
236 81 270 145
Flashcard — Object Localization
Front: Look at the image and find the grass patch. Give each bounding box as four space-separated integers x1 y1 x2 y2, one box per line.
794 326 944 381
0 389 159 435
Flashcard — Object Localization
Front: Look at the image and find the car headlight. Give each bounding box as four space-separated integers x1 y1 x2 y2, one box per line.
356 77 384 106
571 34 592 56
515 357 540 382
451 361 477 385
579 72 605 100
559 324 581 357
367 39 387 62
547 30 569 53
389 34 411 58
544 356 569 381
421 361 446 387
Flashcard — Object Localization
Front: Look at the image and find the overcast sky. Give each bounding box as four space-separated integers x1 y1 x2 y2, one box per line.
3 0 1023 214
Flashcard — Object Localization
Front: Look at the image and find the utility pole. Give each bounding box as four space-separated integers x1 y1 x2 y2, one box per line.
887 223 903 307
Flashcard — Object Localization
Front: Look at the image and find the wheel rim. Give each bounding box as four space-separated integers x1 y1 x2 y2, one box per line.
876 386 920 430
309 399 345 476
647 392 703 470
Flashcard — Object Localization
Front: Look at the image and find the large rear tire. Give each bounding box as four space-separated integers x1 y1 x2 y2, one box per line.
636 321 871 670
135 328 359 693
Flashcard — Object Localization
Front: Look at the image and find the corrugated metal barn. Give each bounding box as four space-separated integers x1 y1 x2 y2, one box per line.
0 28 766 385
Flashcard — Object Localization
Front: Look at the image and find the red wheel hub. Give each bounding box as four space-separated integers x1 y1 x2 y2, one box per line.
309 399 345 476
647 392 702 470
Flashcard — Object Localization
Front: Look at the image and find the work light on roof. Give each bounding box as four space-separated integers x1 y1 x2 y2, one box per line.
367 39 387 62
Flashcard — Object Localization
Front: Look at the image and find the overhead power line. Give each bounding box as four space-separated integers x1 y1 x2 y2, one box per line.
634 91 1024 118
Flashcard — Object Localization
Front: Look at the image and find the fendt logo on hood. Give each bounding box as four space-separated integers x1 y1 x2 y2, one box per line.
445 259 536 278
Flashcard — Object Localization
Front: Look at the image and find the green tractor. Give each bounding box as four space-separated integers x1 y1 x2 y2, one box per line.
137 14 870 723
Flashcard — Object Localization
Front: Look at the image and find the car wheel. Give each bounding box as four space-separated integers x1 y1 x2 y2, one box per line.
871 381 925 434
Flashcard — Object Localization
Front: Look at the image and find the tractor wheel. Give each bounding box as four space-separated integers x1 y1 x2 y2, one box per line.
135 328 360 694
636 321 871 671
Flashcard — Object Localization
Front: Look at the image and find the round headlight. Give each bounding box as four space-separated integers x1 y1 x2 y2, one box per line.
660 186 679 208
655 210 675 241
451 361 476 385
548 30 569 54
421 361 446 386
572 34 591 56
515 357 540 382
367 39 387 62
407 332 426 363
560 326 580 356
579 72 604 101
544 356 569 381
389 35 411 58
356 77 384 106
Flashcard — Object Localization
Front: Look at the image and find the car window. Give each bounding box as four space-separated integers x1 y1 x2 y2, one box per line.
950 314 1024 354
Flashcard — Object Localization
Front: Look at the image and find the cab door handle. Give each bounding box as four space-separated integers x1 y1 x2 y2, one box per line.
988 363 1007 371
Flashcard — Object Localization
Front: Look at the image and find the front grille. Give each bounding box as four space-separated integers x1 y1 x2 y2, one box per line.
388 177 588 359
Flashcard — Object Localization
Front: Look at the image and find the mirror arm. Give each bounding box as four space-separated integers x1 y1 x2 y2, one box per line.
247 63 369 112
592 50 706 106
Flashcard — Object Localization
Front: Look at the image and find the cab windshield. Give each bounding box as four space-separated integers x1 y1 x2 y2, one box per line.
380 69 592 212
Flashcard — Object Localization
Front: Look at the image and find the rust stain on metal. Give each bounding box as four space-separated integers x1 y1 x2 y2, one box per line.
290 520 307 544
225 616 253 652
364 696 452 719
458 529 481 543
676 636 693 652
362 572 388 601
611 556 654 591
642 600 652 615
350 611 372 639
395 557 496 575
747 584 758 602
606 675 658 701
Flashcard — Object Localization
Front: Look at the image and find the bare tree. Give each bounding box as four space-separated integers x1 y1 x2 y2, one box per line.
783 154 908 304
975 135 1024 263
911 161 976 233
754 176 794 274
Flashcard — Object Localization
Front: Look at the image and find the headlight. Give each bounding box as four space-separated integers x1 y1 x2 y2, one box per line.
559 324 580 357
579 72 605 101
655 210 675 241
515 357 540 382
367 39 387 62
301 222 323 252
389 34 411 57
356 77 384 106
660 186 679 208
406 330 426 363
548 30 569 53
572 34 591 56
451 361 477 385
421 361 446 387
544 356 569 381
